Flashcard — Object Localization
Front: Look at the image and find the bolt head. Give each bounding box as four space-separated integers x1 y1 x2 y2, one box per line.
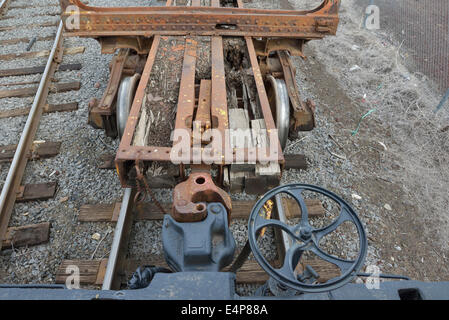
300 227 312 240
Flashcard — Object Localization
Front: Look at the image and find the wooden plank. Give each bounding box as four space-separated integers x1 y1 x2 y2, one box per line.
30 141 61 158
0 63 82 78
78 204 116 222
253 119 280 178
132 102 148 146
0 102 78 119
284 154 308 170
15 182 57 202
78 198 324 222
0 141 61 163
2 222 50 249
229 108 252 148
243 119 280 194
0 46 85 61
228 108 254 192
282 198 325 219
0 82 81 99
56 260 101 284
0 35 55 46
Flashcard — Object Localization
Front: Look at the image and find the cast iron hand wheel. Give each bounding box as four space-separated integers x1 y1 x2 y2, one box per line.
248 184 367 293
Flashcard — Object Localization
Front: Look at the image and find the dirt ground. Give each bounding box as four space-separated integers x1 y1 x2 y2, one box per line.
282 0 449 281
355 0 449 93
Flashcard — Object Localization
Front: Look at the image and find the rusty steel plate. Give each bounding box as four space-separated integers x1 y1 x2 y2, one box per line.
60 0 340 39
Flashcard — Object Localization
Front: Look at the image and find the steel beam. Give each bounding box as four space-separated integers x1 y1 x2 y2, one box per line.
60 0 340 39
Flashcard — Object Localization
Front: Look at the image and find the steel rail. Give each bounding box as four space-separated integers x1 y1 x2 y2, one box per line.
0 21 64 250
102 188 136 290
0 0 8 16
273 194 291 261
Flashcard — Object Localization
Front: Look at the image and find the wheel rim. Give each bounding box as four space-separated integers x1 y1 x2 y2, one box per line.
248 184 367 293
266 75 290 150
116 74 140 139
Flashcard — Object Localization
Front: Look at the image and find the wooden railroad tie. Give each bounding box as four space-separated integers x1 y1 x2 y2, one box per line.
14 182 58 203
0 82 81 99
56 253 340 286
0 35 55 46
78 198 325 222
0 102 78 119
0 46 85 61
1 222 50 249
0 63 82 78
0 183 56 249
0 182 57 202
0 141 61 163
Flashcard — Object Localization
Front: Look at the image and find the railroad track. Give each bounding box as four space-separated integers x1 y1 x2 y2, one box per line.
1 0 338 294
0 1 84 258
53 187 330 289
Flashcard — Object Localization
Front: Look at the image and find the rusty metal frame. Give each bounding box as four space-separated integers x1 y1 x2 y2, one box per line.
277 50 315 131
115 0 291 186
60 0 340 39
79 0 341 186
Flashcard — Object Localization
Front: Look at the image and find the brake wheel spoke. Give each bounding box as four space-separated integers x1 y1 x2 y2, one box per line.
310 243 355 273
286 188 310 227
313 206 353 243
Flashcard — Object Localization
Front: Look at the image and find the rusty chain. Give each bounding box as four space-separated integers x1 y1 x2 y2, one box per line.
134 155 167 215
